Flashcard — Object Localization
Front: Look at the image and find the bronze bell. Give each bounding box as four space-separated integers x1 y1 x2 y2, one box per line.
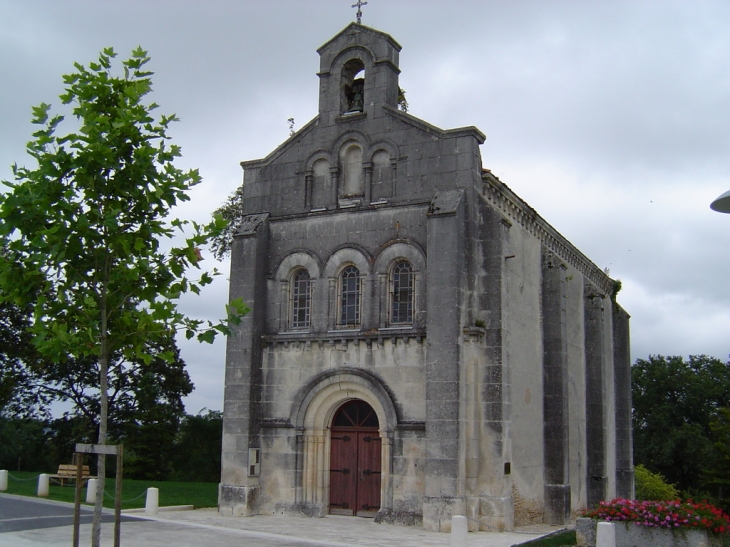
346 78 365 113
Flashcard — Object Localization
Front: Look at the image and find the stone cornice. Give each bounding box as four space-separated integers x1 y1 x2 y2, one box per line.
263 328 426 350
481 171 614 297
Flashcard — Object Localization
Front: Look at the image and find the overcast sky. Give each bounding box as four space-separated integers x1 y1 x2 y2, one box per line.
2 0 729 415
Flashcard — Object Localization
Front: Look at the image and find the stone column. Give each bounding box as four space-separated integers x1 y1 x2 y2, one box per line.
542 251 571 524
423 190 466 531
304 171 313 209
219 213 269 516
378 273 387 328
613 304 634 499
327 278 337 330
330 167 339 207
390 161 398 197
278 280 288 332
363 162 372 204
475 207 512 532
584 285 607 507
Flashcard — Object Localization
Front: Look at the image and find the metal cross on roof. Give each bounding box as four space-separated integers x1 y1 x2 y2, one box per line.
352 0 367 24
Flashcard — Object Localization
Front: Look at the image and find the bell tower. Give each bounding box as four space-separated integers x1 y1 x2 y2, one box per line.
316 23 402 125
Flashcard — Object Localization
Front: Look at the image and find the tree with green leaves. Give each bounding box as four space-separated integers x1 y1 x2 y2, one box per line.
171 408 222 482
0 47 247 546
705 408 730 503
34 335 194 480
0 297 50 418
210 185 244 260
632 354 730 495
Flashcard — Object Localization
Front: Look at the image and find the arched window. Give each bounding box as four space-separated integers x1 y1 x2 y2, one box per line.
340 265 361 326
291 269 311 329
390 261 413 324
341 59 365 114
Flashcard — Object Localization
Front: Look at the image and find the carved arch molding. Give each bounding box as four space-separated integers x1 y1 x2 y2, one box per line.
290 369 398 515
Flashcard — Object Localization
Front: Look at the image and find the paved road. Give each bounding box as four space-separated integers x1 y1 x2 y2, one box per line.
0 494 557 547
0 495 141 533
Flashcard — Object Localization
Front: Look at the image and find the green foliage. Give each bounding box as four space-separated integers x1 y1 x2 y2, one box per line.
47 414 97 468
0 297 50 418
0 47 246 544
397 87 409 113
517 530 576 547
171 408 222 482
634 464 680 500
705 408 730 507
632 355 730 494
209 185 244 260
0 46 241 363
0 417 55 471
611 278 622 304
0 408 221 482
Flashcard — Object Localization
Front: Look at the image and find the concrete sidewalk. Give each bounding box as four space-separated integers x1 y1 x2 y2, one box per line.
0 496 569 547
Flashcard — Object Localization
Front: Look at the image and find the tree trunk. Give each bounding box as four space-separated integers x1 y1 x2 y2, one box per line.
91 282 109 547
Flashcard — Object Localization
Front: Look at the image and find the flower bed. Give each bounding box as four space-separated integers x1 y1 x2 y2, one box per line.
582 499 730 534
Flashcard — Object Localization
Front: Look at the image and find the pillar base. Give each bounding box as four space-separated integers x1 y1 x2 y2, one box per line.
422 496 466 532
218 484 259 516
544 484 571 525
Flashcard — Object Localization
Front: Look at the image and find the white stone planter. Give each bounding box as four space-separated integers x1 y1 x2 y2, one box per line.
576 517 725 547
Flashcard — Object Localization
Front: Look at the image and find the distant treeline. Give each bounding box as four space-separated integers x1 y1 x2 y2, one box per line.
0 409 222 483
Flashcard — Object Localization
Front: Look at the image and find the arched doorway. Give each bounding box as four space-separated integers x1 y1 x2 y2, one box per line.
329 399 381 517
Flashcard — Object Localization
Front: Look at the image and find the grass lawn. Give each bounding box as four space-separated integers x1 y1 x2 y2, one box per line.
2 471 218 510
517 529 576 546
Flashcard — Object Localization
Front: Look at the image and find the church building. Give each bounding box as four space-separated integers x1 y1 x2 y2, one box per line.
219 22 633 532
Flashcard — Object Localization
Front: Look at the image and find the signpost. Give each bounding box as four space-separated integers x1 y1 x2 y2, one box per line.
72 444 123 547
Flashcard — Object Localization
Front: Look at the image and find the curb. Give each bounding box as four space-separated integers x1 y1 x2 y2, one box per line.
122 504 195 514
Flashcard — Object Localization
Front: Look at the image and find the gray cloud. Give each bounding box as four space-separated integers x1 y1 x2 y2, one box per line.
2 0 729 413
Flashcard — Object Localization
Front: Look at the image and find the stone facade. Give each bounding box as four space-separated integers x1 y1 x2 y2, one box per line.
219 23 633 532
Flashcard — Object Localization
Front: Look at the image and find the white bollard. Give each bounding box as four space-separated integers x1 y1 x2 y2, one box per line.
37 473 49 497
0 470 7 491
596 521 616 547
450 515 468 547
86 478 98 504
145 487 159 516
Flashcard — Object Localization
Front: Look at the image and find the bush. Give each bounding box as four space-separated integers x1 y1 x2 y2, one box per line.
170 409 222 482
635 464 680 500
0 417 55 471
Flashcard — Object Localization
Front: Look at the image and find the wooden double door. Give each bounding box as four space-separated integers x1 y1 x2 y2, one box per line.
329 400 381 517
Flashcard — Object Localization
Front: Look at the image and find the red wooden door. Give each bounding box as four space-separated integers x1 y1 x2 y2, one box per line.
356 431 381 516
329 400 381 517
329 430 357 514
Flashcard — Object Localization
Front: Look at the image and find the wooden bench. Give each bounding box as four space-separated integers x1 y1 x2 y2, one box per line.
49 464 95 486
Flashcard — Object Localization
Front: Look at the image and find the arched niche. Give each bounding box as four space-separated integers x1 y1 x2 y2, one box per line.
340 143 364 198
311 158 332 209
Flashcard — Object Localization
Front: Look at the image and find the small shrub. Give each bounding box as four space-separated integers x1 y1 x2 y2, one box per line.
635 464 679 500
